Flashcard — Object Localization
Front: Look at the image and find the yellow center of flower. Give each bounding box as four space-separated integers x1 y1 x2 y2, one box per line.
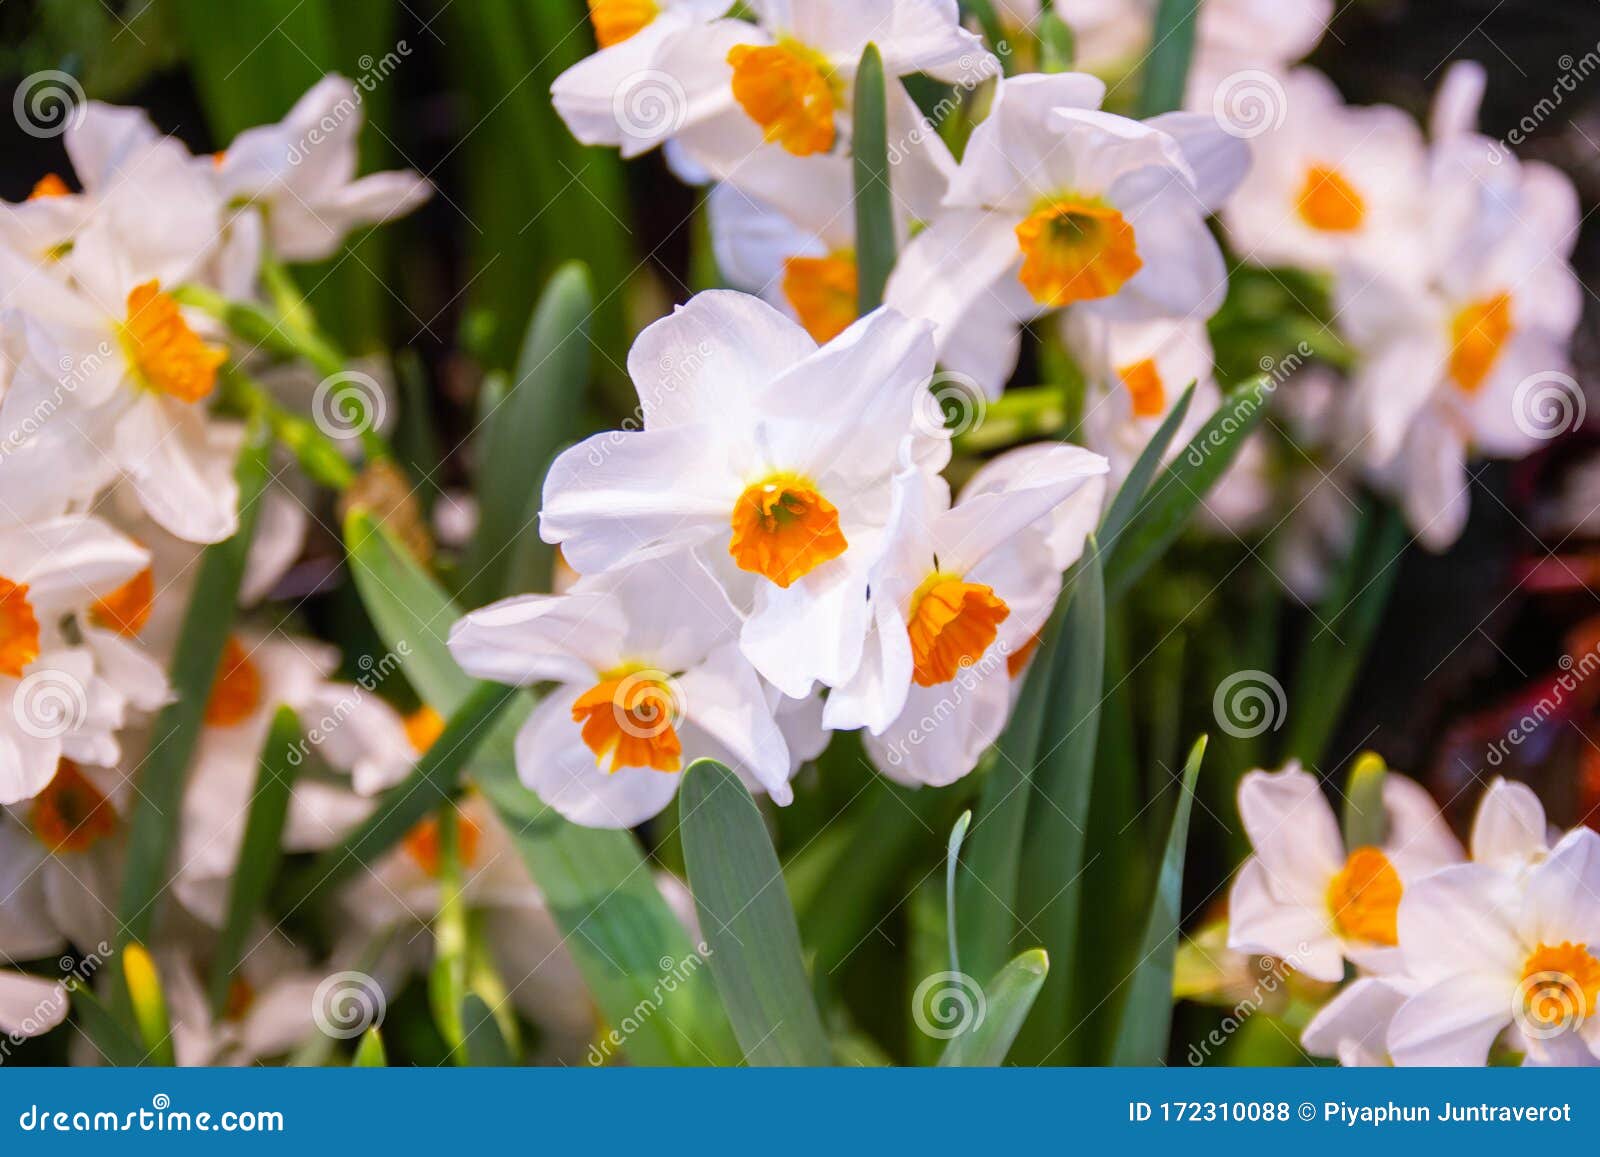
1448 292 1514 395
1520 942 1600 1029
1006 630 1043 679
587 0 658 47
204 635 263 728
727 40 836 157
1117 358 1166 419
29 760 117 854
119 280 227 404
89 566 155 637
29 173 70 200
783 252 857 343
571 668 683 774
403 705 447 753
1295 164 1366 232
729 473 847 588
0 577 41 679
907 573 1011 687
1326 846 1402 945
403 812 483 877
1014 196 1142 308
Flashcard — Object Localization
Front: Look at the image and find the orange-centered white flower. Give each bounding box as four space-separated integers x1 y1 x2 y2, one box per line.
1447 293 1513 394
587 0 658 47
782 252 857 343
728 474 848 588
0 577 41 678
907 574 1010 687
1519 942 1600 1031
571 667 683 773
29 173 70 200
1295 163 1366 232
28 759 117 854
205 635 264 727
1015 196 1142 307
727 40 837 157
119 280 226 403
1117 357 1166 419
1326 846 1402 946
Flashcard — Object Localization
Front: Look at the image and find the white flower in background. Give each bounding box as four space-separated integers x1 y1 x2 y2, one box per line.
172 633 418 924
1469 776 1553 876
449 552 793 829
885 73 1247 388
540 291 944 697
828 444 1106 785
1336 62 1581 552
0 516 166 804
1227 763 1462 981
210 75 431 263
1388 828 1600 1066
0 968 68 1041
156 937 327 1066
1301 974 1410 1067
1221 69 1425 274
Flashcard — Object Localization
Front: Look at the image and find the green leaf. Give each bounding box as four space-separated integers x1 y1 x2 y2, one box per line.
1037 13 1076 72
1104 377 1271 600
938 949 1050 1067
118 424 270 944
1097 381 1195 556
1136 0 1201 118
461 993 517 1066
1283 502 1406 765
680 760 832 1066
343 512 738 1066
463 263 593 605
946 810 972 974
352 1028 388 1067
852 43 895 314
1342 752 1389 849
1012 540 1105 1064
277 680 520 912
1110 735 1206 1065
208 707 302 1016
67 980 145 1067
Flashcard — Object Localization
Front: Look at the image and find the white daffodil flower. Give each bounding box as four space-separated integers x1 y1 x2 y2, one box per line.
1227 763 1462 982
1222 69 1426 275
1469 776 1554 876
156 938 326 1067
0 515 166 805
0 968 69 1041
884 73 1247 387
1388 828 1600 1067
211 76 431 263
539 291 945 697
449 551 793 829
827 443 1107 785
172 632 418 924
1301 974 1411 1067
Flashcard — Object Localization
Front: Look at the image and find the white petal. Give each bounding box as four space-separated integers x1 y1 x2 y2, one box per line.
112 398 241 544
1301 977 1407 1064
1235 765 1344 908
1226 857 1344 981
1381 773 1463 875
0 514 147 607
1471 777 1548 868
449 592 623 686
0 970 69 1038
1521 828 1600 947
742 553 871 698
1396 862 1523 983
864 658 1012 787
514 689 680 829
884 210 1032 362
677 642 792 803
1387 973 1510 1066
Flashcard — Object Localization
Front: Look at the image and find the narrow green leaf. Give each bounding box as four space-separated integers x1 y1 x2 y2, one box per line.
938 949 1050 1067
66 980 144 1066
1012 540 1105 1064
1037 13 1076 72
946 810 972 975
461 993 517 1066
852 43 895 314
209 707 303 1016
1110 735 1206 1065
1136 0 1201 118
352 1027 387 1067
1097 381 1195 556
343 513 738 1066
1342 752 1389 850
119 424 270 943
681 760 832 1066
1283 502 1406 765
1104 377 1271 600
463 263 593 605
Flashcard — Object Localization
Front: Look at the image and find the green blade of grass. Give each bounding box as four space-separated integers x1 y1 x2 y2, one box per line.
1097 382 1196 556
461 993 517 1066
852 43 895 314
118 423 270 944
680 760 832 1066
1136 0 1201 118
1110 735 1206 1065
208 706 303 1016
66 980 145 1066
352 1027 387 1067
938 948 1050 1067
